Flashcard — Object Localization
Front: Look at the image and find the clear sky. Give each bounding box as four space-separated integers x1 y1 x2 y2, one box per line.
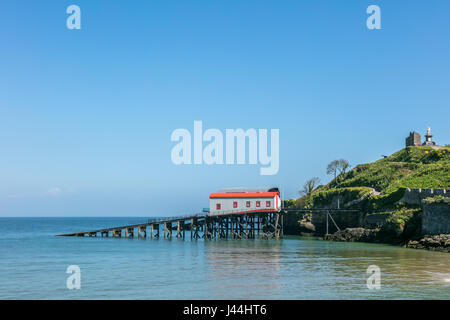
1 0 449 216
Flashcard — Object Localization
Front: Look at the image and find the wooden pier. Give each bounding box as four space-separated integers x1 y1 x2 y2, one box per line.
56 211 283 240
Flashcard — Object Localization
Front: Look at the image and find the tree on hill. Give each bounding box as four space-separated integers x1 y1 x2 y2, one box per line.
326 160 340 180
337 159 350 176
299 177 321 197
327 159 350 181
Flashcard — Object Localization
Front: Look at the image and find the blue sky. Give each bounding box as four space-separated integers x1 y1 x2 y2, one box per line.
1 0 449 216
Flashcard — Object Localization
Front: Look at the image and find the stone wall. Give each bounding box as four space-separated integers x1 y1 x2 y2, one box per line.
398 188 448 205
311 211 363 234
307 211 398 235
422 202 450 235
406 132 421 147
364 213 389 228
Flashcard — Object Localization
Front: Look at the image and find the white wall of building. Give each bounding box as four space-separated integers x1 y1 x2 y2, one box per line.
209 195 280 216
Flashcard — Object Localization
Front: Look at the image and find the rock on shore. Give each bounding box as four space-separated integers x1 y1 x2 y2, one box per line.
323 228 450 252
406 234 450 253
323 228 379 242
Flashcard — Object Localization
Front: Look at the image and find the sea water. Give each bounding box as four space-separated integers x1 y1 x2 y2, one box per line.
0 217 449 299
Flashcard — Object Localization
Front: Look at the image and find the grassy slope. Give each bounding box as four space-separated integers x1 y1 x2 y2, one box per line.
331 146 450 193
295 146 450 211
292 146 450 241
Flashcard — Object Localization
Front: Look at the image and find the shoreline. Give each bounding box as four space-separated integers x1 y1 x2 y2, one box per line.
319 228 450 253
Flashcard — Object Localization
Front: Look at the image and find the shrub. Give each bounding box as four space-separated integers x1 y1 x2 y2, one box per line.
308 187 373 208
422 195 450 205
378 207 422 243
368 188 406 211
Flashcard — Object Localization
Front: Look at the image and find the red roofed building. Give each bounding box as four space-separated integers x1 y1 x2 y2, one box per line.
209 187 281 216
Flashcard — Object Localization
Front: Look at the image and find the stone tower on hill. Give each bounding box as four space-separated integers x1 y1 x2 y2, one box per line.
406 131 421 147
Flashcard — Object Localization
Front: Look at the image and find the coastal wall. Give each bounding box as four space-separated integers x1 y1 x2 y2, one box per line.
422 202 450 235
308 211 393 234
364 213 389 228
311 211 363 234
399 188 448 205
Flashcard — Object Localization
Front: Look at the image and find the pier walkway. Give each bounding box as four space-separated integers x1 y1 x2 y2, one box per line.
56 211 283 240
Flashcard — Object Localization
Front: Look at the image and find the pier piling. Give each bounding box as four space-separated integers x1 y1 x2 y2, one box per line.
57 211 284 241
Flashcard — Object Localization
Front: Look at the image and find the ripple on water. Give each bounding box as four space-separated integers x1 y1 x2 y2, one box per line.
0 218 449 299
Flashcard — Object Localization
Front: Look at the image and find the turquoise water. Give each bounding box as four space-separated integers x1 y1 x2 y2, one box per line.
0 217 449 299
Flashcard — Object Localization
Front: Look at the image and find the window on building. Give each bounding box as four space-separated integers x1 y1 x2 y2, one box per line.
246 201 251 207
256 201 261 207
216 203 221 210
233 202 238 208
266 201 271 207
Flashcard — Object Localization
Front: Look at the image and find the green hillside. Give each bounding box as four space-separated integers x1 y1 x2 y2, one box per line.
296 146 450 211
331 146 450 193
285 146 450 242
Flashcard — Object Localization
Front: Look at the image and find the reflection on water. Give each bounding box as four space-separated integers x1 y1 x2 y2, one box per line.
205 241 282 299
203 237 450 299
0 218 449 299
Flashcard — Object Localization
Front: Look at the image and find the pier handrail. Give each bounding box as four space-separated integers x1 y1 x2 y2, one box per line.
147 213 207 224
56 213 207 236
211 208 281 216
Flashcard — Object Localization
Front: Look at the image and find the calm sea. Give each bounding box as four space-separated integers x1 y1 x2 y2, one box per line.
0 217 449 299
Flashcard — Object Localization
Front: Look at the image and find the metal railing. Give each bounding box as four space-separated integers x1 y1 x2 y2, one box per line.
209 208 279 216
147 212 207 224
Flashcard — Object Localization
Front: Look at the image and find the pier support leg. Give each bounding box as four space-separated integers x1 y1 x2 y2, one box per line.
177 221 182 238
138 226 146 239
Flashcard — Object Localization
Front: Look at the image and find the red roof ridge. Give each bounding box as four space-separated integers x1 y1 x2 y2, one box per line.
209 192 279 198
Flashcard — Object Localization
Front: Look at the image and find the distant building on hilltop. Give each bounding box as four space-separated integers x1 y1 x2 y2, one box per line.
405 127 444 149
406 131 421 147
422 127 436 146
